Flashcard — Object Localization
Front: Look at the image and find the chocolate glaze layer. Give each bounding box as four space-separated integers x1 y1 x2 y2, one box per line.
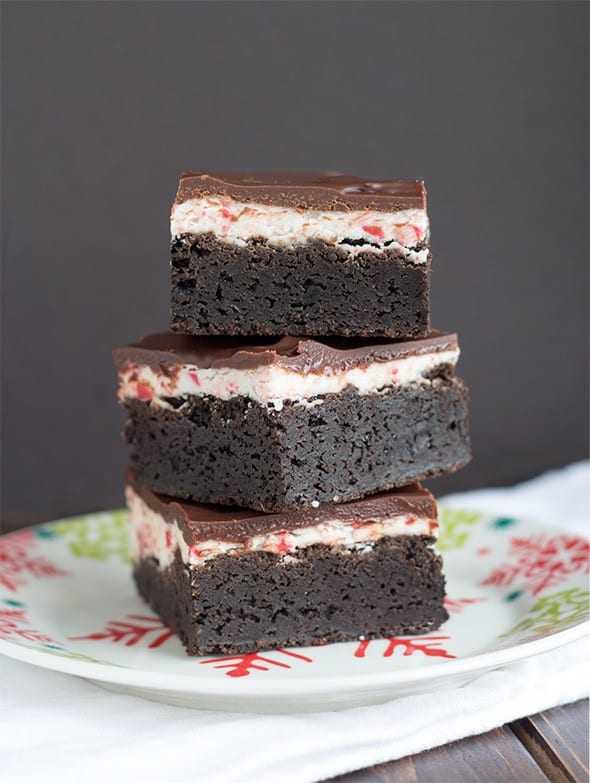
127 470 437 544
174 172 426 212
114 331 457 375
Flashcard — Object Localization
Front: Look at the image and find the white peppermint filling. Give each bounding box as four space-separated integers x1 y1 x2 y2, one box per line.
171 196 429 262
118 348 459 412
127 486 438 569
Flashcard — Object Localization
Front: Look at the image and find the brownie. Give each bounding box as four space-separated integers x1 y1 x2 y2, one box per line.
169 172 431 338
171 235 430 338
114 331 470 511
127 474 448 655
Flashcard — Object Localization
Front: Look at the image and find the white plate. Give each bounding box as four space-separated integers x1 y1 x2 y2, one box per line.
0 507 588 712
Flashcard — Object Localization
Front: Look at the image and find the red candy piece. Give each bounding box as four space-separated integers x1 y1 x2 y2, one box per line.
188 370 201 387
361 224 384 240
136 384 153 401
275 531 292 554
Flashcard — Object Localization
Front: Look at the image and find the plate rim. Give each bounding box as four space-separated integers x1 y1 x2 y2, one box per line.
1 515 589 698
1 621 588 697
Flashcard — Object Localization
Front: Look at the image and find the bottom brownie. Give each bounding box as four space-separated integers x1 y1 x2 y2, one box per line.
133 536 448 656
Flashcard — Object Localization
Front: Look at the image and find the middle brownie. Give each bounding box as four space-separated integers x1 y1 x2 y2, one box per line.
114 331 471 512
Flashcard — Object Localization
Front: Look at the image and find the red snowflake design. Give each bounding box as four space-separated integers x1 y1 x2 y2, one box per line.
354 635 456 659
444 596 487 614
70 614 174 649
480 535 590 596
200 649 314 677
0 608 56 645
0 530 68 592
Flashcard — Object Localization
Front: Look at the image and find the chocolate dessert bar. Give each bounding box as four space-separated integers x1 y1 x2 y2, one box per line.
114 331 470 512
170 172 431 338
127 472 448 655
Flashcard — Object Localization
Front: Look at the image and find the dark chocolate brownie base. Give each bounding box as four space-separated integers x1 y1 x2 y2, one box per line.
133 535 448 655
123 377 470 512
170 234 430 338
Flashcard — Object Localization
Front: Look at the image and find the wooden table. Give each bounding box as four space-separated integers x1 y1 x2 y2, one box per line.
333 700 589 782
3 516 588 781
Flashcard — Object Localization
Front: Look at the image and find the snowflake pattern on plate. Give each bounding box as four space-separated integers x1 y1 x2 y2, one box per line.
353 636 456 660
200 649 314 678
437 508 483 551
70 614 174 649
46 510 131 562
0 530 68 592
500 587 590 638
444 596 487 614
480 534 590 596
0 606 56 645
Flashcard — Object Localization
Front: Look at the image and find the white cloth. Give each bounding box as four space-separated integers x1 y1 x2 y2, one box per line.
1 463 589 783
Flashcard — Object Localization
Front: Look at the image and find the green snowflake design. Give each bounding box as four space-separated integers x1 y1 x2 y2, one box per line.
437 507 483 551
37 646 112 665
8 639 111 665
500 587 590 638
44 511 131 563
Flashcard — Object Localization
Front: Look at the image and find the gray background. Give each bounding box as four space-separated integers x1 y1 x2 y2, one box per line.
2 0 588 521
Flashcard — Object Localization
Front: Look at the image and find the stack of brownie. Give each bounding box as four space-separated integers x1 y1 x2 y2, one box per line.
114 172 471 655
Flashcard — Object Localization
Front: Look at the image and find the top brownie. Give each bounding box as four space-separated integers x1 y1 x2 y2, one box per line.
170 172 431 338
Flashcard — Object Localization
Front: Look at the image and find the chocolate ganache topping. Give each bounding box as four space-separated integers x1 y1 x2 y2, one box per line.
127 470 437 544
174 172 426 212
113 331 458 375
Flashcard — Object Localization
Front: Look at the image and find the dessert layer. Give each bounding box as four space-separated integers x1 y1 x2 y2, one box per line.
127 475 438 567
170 235 431 338
174 172 427 212
134 536 448 655
123 381 470 512
171 172 428 259
171 202 428 259
115 332 458 410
